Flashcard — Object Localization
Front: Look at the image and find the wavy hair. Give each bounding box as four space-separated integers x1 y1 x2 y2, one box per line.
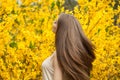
55 13 96 80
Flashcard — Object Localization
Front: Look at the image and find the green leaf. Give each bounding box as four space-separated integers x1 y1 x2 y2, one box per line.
56 0 60 9
29 41 35 50
35 29 43 34
39 18 44 23
9 41 18 48
94 28 101 35
84 6 88 13
0 18 3 23
51 2 55 11
98 28 101 33
14 18 20 25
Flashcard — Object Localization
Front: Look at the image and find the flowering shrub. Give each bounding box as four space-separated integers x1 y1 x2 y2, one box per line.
0 0 119 80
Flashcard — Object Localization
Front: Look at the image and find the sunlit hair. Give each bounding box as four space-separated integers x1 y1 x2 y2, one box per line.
55 13 96 80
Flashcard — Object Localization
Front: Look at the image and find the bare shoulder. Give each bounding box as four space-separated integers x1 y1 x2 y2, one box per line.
53 51 63 80
52 50 56 57
53 50 59 68
52 51 56 67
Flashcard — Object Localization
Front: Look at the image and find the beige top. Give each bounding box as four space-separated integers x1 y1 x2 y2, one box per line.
42 51 55 80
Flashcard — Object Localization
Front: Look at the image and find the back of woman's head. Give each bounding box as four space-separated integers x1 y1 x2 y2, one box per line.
55 13 96 80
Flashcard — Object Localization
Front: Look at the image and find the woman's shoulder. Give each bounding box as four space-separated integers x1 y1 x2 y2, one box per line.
51 50 56 57
42 51 56 69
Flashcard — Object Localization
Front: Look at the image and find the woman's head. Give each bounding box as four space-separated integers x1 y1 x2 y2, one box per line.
55 13 96 80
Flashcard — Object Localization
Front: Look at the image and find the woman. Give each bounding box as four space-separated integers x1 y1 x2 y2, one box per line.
42 13 96 80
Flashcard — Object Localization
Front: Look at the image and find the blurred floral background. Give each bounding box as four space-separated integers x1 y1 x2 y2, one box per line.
0 0 120 80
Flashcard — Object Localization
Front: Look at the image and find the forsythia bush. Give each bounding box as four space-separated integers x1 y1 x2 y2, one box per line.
0 0 119 80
